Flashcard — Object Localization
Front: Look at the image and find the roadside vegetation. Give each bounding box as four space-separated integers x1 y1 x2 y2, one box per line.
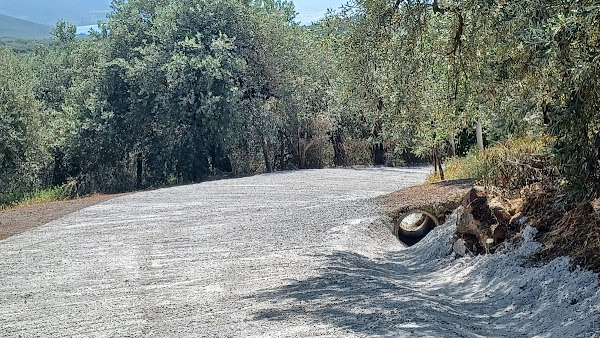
0 0 599 267
427 136 553 192
0 187 69 210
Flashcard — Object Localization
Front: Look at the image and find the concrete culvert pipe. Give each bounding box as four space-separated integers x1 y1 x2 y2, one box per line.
394 208 440 246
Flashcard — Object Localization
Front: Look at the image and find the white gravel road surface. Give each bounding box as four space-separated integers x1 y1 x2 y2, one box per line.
1 168 598 337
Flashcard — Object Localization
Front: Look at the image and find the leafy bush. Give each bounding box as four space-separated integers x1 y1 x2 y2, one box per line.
299 116 335 168
0 48 55 196
344 139 373 166
427 136 553 196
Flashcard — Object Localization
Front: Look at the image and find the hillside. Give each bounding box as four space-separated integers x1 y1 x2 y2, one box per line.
0 14 51 39
0 0 111 26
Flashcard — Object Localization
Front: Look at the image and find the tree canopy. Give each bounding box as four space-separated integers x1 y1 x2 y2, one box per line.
1 0 598 203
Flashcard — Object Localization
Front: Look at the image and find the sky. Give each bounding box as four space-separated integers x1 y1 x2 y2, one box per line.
293 0 348 24
75 0 349 34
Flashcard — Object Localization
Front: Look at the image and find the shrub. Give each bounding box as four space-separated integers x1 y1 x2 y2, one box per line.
344 139 373 166
427 136 554 196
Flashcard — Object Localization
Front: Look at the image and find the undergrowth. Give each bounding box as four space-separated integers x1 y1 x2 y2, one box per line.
427 136 553 196
428 136 600 271
0 182 77 210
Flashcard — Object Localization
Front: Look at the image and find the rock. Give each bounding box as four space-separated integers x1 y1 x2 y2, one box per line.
455 187 522 253
488 197 512 223
462 187 487 210
456 206 479 235
491 223 508 243
508 198 524 215
453 238 468 256
462 188 496 224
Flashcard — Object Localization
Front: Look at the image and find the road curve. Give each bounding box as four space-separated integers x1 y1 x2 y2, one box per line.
0 168 430 337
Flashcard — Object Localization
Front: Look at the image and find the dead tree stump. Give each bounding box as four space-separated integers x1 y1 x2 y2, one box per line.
456 187 518 254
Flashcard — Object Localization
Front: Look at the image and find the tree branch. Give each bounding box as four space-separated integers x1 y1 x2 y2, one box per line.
432 0 446 14
390 0 464 56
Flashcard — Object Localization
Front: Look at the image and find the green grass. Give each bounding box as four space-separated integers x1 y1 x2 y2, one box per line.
0 185 75 210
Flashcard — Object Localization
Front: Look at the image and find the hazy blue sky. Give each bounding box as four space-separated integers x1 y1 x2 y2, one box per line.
1 1 349 27
294 0 348 23
74 0 348 34
74 1 350 33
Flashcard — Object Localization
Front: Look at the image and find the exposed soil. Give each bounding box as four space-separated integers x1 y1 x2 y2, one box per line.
522 185 600 272
0 193 129 240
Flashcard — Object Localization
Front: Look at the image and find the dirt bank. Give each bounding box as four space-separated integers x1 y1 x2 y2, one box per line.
0 193 129 240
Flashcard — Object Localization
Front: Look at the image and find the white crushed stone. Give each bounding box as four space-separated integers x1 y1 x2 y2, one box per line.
0 167 598 337
324 212 600 337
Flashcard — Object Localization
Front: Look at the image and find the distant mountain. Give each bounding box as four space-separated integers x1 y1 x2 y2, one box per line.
0 14 51 39
0 0 112 26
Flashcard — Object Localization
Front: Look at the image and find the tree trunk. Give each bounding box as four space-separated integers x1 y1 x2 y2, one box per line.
300 138 316 169
433 147 445 181
448 130 456 157
136 153 143 188
279 131 286 170
437 153 445 180
373 143 385 165
331 128 348 167
476 119 484 150
262 136 272 173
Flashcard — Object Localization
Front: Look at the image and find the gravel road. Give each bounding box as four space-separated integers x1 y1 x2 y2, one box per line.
2 167 598 337
0 167 430 337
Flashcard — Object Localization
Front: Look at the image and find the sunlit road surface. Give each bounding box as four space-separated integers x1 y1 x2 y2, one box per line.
0 168 430 337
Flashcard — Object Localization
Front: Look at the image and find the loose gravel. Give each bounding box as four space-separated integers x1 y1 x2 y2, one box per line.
1 167 598 337
0 167 427 337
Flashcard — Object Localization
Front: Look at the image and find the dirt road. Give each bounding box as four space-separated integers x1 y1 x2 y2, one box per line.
1 168 598 337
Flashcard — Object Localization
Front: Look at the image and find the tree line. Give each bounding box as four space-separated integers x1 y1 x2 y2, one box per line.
1 0 598 203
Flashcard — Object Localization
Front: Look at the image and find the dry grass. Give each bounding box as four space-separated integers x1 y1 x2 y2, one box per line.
427 136 554 197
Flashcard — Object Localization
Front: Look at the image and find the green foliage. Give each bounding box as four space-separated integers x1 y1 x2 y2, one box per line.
327 0 599 198
1 0 598 202
0 48 49 196
2 1 356 201
533 2 600 199
344 139 373 166
0 185 72 209
51 20 77 43
0 38 57 53
52 0 301 190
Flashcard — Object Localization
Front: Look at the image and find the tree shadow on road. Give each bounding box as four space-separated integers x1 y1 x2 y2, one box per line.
247 248 591 337
248 251 499 336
